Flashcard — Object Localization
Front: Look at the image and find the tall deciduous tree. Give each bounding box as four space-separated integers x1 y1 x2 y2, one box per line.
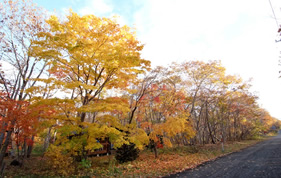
0 0 47 172
134 67 195 158
30 11 150 159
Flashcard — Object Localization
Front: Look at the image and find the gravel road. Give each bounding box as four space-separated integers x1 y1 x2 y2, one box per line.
165 132 281 178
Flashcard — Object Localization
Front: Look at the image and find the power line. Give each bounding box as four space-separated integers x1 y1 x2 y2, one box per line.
268 0 279 28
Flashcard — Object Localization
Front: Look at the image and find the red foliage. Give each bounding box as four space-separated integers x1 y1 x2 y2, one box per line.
27 138 34 146
154 96 160 103
157 142 163 148
0 92 39 147
151 84 158 90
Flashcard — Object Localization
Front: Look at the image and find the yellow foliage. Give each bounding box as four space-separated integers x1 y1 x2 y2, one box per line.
147 115 195 148
128 128 149 150
163 137 173 147
45 145 75 176
149 132 158 142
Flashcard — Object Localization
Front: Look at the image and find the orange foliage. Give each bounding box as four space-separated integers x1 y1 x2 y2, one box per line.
0 92 40 146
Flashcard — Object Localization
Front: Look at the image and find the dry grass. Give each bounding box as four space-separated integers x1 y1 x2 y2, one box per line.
3 138 268 177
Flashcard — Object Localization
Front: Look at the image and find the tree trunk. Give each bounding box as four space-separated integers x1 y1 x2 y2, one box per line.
205 102 215 144
0 128 13 176
23 138 28 159
80 112 86 122
10 134 16 158
0 161 5 178
0 122 8 148
43 127 52 152
153 141 158 158
27 135 34 158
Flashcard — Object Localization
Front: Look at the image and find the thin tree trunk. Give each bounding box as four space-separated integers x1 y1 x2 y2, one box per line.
27 135 34 158
10 133 16 158
0 126 14 176
23 138 27 159
0 161 5 178
153 141 158 158
205 102 215 144
43 127 52 152
0 122 8 148
80 112 86 123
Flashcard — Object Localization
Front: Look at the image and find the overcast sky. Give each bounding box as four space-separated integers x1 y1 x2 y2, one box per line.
34 0 281 119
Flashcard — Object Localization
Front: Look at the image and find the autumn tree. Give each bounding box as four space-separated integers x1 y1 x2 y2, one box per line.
131 67 195 158
0 94 40 160
0 0 47 173
169 60 268 145
173 61 228 144
30 11 150 161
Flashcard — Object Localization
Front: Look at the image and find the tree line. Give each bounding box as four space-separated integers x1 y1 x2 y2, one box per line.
0 0 280 175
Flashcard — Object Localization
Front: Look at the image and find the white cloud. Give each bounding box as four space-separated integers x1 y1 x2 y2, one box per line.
113 15 128 27
131 0 281 118
79 0 113 16
0 61 17 78
73 0 281 118
77 0 128 26
134 0 274 65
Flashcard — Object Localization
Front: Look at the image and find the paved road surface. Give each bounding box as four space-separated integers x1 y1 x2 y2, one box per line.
165 132 281 178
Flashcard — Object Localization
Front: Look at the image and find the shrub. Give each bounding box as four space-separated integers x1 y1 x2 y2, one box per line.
115 143 139 163
45 145 75 176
